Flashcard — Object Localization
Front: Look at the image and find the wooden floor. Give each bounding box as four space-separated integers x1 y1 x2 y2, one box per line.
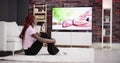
0 47 94 63
0 45 92 57
0 49 120 63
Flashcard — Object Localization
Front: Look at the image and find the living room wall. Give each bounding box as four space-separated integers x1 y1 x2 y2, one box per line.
0 0 29 25
29 0 102 42
112 0 120 42
28 0 120 43
0 0 17 21
0 0 120 43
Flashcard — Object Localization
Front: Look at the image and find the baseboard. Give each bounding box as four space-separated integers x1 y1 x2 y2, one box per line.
0 49 23 57
93 42 120 50
55 44 92 48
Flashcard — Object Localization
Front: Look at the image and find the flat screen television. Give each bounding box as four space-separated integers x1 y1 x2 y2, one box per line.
52 7 92 30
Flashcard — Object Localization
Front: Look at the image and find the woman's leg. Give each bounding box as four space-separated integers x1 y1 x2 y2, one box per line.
24 40 43 55
40 32 59 55
47 43 59 55
24 33 59 55
24 33 52 55
40 32 51 39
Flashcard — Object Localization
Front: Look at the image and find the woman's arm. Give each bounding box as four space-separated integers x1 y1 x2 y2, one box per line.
31 33 56 43
36 32 41 36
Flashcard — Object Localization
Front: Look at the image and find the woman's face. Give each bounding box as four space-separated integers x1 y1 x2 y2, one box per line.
32 18 37 27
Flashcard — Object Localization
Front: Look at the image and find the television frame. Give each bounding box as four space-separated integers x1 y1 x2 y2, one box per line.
52 7 92 31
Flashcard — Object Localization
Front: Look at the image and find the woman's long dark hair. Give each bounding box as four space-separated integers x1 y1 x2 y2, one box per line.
19 14 35 40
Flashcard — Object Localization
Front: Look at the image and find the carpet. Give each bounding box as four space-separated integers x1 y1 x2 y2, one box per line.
0 47 94 63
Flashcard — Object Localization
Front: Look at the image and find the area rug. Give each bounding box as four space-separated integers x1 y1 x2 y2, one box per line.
0 47 94 63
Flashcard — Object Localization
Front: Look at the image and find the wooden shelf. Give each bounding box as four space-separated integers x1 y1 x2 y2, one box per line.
102 8 112 50
34 12 46 14
33 4 47 32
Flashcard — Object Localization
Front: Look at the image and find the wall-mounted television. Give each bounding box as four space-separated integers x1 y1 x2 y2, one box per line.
52 7 92 30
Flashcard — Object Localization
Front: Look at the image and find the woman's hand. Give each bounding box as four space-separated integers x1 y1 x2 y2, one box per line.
36 32 41 36
51 38 56 43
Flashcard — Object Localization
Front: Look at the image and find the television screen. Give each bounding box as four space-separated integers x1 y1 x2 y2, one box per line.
52 7 92 30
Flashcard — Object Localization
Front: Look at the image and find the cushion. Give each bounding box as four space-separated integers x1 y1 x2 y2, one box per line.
6 22 20 41
7 36 22 42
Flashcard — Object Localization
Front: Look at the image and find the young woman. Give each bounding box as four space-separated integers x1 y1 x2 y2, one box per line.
19 14 59 55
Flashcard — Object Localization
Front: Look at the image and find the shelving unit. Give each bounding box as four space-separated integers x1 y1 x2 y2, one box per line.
102 0 112 50
33 4 47 32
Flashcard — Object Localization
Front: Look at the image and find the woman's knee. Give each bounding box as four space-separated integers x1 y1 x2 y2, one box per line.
40 32 51 39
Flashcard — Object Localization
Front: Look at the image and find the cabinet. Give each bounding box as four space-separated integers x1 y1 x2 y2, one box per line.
51 32 71 46
102 9 112 50
51 32 92 47
33 4 47 32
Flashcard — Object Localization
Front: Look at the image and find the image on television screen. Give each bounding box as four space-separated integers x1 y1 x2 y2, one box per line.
52 7 92 30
